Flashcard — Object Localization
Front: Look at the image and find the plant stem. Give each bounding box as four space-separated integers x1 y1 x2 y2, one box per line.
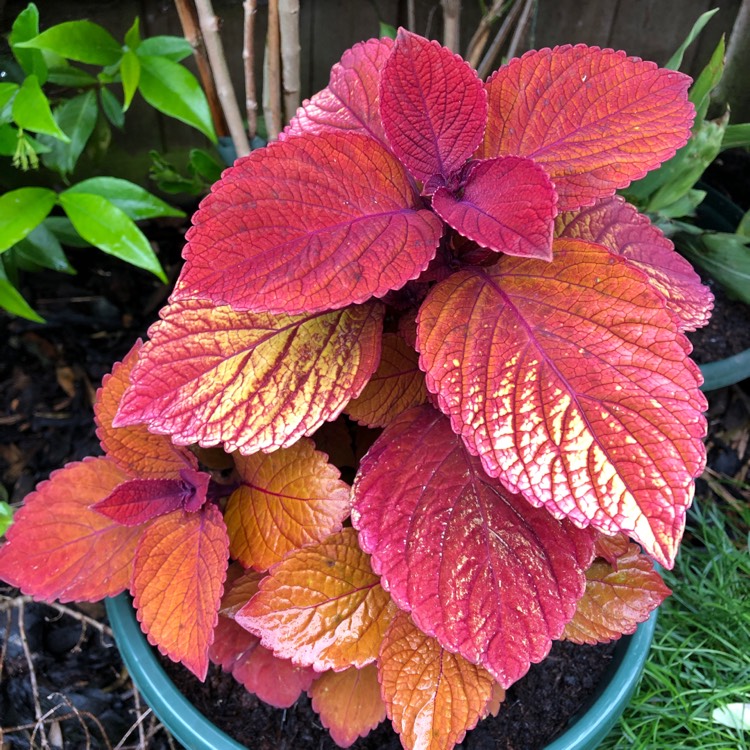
243 0 258 139
264 0 283 140
407 0 416 31
441 0 461 52
193 0 251 156
712 0 750 123
279 0 301 123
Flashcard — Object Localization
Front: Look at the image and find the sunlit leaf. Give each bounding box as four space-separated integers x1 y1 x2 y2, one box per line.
0 187 57 254
563 543 671 644
235 528 395 671
172 132 443 314
115 298 384 455
379 610 498 750
479 45 694 211
15 20 122 65
353 405 594 687
0 458 143 601
309 665 386 747
225 438 351 570
417 239 707 568
132 504 229 680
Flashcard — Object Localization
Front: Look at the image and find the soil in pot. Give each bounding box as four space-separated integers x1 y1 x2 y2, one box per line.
159 639 618 750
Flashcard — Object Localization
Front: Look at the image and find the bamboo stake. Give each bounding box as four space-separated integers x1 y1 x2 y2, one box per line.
505 0 535 61
407 0 416 32
476 0 523 79
193 0 251 156
243 0 258 139
279 0 301 123
441 0 461 52
264 0 283 140
466 0 505 69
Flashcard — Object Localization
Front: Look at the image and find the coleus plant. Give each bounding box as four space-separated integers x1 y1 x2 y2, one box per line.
0 29 713 750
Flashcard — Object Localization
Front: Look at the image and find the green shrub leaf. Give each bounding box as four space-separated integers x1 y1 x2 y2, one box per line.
9 3 48 83
0 187 57 253
39 90 98 176
46 65 98 87
12 75 70 142
124 17 142 50
15 222 75 273
121 49 141 111
0 259 43 321
0 500 13 537
15 20 123 66
99 88 124 129
66 177 184 220
137 36 193 62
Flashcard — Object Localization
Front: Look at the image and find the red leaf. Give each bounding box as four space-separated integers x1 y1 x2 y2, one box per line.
479 46 694 211
132 504 229 680
172 132 443 314
95 341 197 478
563 544 671 644
345 332 428 427
353 405 594 687
114 299 383 455
380 29 487 182
224 438 351 570
235 528 395 671
283 38 393 148
432 157 556 260
379 610 499 749
0 458 143 602
309 665 386 747
417 239 707 568
555 196 713 331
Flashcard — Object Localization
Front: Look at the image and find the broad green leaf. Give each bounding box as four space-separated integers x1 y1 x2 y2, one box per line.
138 55 217 142
689 37 725 122
0 186 57 253
39 90 98 176
124 17 142 50
0 124 17 155
722 123 750 150
379 21 398 39
16 20 123 66
0 500 13 536
12 75 70 142
44 216 90 247
665 9 719 70
0 83 19 117
58 191 167 281
15 222 75 273
9 3 47 83
46 65 98 87
656 188 706 220
66 177 184 220
137 36 193 62
188 148 223 182
0 258 43 321
99 87 125 128
121 49 141 110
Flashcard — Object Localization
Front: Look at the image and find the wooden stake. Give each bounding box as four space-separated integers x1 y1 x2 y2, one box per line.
243 0 258 139
441 0 461 52
264 0 283 140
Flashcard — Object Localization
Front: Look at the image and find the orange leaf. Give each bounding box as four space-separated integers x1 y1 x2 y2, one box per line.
379 611 498 750
132 504 229 680
224 438 351 570
346 333 428 427
95 341 197 478
563 544 671 644
0 458 144 602
219 563 264 617
235 528 395 671
309 665 386 747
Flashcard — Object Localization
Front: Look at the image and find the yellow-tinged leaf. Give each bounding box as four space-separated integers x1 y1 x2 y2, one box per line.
309 665 386 747
235 527 395 671
132 504 229 680
225 438 351 570
379 611 497 750
346 332 428 427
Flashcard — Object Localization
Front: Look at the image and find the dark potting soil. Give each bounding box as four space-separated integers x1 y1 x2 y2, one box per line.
161 639 618 750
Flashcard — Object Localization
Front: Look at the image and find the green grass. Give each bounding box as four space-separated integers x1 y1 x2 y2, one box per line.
601 497 750 750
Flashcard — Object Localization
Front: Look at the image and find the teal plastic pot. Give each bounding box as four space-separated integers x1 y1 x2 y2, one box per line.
106 594 657 750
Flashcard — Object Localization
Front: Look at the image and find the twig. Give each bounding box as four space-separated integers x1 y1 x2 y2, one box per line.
476 0 523 79
279 0 301 123
173 0 229 137
193 0 251 156
264 0 283 140
407 0 416 31
17 600 50 749
112 702 152 750
505 0 535 61
466 0 505 69
441 0 461 52
243 0 258 139
0 595 113 638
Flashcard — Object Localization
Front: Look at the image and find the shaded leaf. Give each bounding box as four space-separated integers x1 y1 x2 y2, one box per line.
0 259 43 322
353 405 594 687
235 528 395 671
0 187 57 254
380 29 486 181
14 222 74 274
0 458 143 601
225 438 351 571
563 544 671 644
137 36 194 62
556 196 712 331
114 298 384 455
16 20 122 65
432 157 556 260
173 132 443 315
345 332 428 427
132 504 229 680
40 90 98 177
417 239 706 568
309 665 386 747
283 38 393 148
9 3 47 83
379 611 498 750
479 45 694 211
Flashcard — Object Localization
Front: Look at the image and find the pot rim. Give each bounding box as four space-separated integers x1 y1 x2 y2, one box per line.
105 594 657 750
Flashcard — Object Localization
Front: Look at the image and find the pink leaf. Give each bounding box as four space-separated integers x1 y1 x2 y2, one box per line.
353 405 594 688
380 29 487 181
555 196 712 331
432 157 557 260
172 132 443 315
114 299 383 455
282 38 393 148
479 45 694 211
417 239 707 568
